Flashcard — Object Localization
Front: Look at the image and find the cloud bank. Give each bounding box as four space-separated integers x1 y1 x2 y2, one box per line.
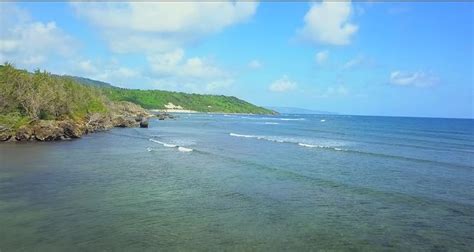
298 1 358 46
71 2 258 53
269 75 297 92
390 71 440 87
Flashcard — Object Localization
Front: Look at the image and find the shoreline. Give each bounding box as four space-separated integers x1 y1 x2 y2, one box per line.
149 109 276 116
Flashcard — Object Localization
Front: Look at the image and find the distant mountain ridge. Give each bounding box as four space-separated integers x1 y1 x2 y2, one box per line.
266 106 335 115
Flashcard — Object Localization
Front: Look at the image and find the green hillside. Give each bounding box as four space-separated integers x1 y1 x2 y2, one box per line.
101 87 275 114
0 64 276 126
0 64 109 129
64 75 113 88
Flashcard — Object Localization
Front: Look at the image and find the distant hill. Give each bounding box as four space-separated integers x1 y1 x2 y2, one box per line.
266 106 335 115
69 75 275 115
63 76 113 88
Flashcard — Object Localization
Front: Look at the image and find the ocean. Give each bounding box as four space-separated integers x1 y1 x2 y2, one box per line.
0 113 473 250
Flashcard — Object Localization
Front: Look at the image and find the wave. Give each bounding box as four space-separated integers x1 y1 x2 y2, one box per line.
298 143 343 151
279 118 305 121
298 143 316 148
230 133 344 149
149 138 192 152
228 133 472 169
239 116 305 121
264 122 279 125
229 133 259 138
178 146 193 152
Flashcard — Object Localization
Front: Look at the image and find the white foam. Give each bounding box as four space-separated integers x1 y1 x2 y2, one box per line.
147 147 153 152
230 133 347 151
178 146 193 152
264 122 279 125
280 118 305 121
230 133 258 138
149 138 191 152
320 119 326 122
298 143 317 148
149 139 163 144
239 116 305 121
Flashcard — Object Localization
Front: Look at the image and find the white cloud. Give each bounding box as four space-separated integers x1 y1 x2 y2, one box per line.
325 85 349 96
69 2 255 93
0 3 76 67
147 49 234 94
312 85 350 98
298 1 358 46
77 60 97 73
248 59 263 69
343 56 363 69
315 50 329 64
390 71 440 87
72 58 139 87
72 2 258 53
269 75 297 92
148 49 226 79
343 54 375 69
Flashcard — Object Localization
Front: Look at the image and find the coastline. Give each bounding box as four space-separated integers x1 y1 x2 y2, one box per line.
0 101 154 143
149 109 277 116
150 109 198 114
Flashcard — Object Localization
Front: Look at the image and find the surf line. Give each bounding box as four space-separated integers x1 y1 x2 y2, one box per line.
149 139 193 152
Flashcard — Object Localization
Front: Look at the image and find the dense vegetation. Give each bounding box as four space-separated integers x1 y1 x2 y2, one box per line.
101 88 274 114
0 64 109 129
0 63 274 132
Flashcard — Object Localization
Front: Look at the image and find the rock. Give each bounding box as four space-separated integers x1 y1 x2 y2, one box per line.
15 126 33 141
58 120 84 138
113 116 138 128
110 101 152 119
0 126 12 142
86 113 113 133
0 101 152 143
139 119 149 128
32 120 64 141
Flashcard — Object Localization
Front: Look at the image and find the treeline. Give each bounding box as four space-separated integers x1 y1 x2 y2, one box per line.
102 88 274 114
0 63 275 131
0 64 108 128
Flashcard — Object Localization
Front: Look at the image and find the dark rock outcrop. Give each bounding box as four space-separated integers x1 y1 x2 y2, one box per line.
157 113 175 120
58 120 84 138
139 119 149 128
0 101 159 142
113 116 138 128
0 126 12 142
32 120 64 141
15 126 33 141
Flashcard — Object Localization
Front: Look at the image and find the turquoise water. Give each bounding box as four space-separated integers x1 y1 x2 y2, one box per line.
0 114 473 250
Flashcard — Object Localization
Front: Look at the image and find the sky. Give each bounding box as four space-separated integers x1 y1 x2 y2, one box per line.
0 1 473 118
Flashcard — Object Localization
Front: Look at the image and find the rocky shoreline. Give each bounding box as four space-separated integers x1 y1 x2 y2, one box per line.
0 102 174 142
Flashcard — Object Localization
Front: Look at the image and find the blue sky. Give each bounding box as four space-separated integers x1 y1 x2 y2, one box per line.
1 1 472 118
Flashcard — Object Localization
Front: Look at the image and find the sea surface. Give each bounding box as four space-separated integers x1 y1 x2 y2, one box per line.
0 114 473 251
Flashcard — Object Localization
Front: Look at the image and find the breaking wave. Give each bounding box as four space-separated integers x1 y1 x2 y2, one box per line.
178 147 193 152
149 139 192 152
229 133 345 150
239 116 305 121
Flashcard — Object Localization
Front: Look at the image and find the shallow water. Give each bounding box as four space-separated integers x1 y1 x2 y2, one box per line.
0 114 473 250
